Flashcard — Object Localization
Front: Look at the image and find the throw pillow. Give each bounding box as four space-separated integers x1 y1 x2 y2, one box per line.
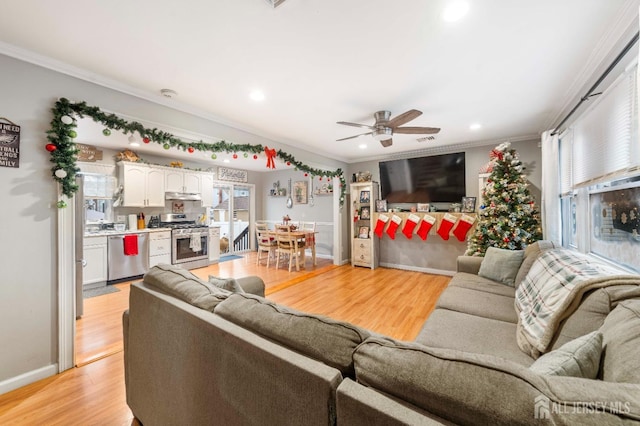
477 247 525 287
208 275 245 293
599 300 640 383
529 331 602 378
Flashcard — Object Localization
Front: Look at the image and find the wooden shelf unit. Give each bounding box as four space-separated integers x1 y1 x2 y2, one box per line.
350 182 379 269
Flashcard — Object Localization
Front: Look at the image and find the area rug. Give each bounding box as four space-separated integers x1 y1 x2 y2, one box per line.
83 285 120 299
219 255 243 263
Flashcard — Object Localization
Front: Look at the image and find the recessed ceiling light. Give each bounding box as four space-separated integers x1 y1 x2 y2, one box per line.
249 90 265 102
358 143 367 149
469 123 482 130
442 1 469 22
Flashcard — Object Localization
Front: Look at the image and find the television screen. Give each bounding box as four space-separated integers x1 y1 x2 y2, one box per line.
379 152 466 204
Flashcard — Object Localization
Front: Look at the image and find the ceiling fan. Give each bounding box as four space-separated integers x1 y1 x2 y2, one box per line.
336 109 440 147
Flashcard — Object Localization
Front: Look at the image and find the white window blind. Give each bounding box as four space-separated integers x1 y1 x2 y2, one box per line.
572 65 638 187
559 129 573 196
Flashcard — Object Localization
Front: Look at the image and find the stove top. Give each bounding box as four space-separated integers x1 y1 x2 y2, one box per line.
161 222 208 230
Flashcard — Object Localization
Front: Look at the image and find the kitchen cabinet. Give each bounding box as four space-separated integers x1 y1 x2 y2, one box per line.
118 162 165 207
165 169 201 194
350 182 379 269
200 172 214 207
149 230 171 268
208 226 220 263
83 236 108 287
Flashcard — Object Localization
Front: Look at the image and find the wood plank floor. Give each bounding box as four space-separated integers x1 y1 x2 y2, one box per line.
0 253 449 425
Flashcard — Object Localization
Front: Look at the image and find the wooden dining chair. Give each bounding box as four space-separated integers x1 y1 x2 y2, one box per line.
300 221 316 265
256 226 277 266
275 228 305 272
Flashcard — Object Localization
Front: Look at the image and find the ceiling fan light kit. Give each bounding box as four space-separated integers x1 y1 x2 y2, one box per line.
337 109 440 147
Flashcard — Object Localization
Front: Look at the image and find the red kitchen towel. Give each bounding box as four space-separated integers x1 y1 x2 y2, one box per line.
123 234 138 256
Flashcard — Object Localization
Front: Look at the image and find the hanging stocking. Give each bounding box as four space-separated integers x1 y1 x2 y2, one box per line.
386 215 403 240
416 214 436 240
437 213 458 240
452 214 476 242
402 214 420 239
374 214 389 238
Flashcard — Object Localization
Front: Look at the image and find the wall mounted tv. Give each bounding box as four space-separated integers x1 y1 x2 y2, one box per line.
379 152 466 204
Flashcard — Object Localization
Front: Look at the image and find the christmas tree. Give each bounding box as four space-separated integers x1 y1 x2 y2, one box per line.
466 142 543 256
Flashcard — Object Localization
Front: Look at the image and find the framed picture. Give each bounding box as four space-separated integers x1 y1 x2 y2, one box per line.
417 203 430 212
462 196 476 213
375 199 387 212
359 190 370 203
359 206 371 219
293 181 308 204
358 226 370 238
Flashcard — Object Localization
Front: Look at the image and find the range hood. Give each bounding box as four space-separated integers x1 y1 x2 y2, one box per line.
165 192 202 201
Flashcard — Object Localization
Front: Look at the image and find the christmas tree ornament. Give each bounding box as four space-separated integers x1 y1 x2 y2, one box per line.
437 213 458 240
102 128 111 136
60 115 73 124
386 215 403 240
304 173 308 177
253 154 258 160
54 169 68 178
143 137 150 144
57 200 67 208
163 143 170 150
402 214 420 239
68 130 77 138
416 214 436 240
45 143 57 152
233 153 238 159
374 214 390 238
452 214 476 242
286 161 291 166
188 147 195 153
211 153 217 160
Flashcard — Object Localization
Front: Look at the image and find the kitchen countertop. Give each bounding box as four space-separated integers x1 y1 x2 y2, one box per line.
84 227 172 237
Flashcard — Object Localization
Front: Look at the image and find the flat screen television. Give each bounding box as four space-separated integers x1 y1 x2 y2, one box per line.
379 152 466 204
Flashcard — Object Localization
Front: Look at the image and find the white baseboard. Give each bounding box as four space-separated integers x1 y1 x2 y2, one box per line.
379 262 455 277
0 364 58 395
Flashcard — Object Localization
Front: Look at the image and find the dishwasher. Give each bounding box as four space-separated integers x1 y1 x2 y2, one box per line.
107 233 149 282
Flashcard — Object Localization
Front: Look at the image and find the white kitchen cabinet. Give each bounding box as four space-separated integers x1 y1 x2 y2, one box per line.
149 230 171 268
165 169 201 194
209 226 220 263
200 172 214 207
83 236 108 286
118 162 165 207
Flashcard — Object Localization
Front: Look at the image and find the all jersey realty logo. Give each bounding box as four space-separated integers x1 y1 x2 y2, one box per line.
533 394 632 420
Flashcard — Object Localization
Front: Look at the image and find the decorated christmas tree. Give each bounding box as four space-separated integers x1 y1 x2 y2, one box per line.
466 142 543 256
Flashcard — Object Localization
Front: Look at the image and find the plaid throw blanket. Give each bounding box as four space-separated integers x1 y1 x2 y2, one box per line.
515 248 640 358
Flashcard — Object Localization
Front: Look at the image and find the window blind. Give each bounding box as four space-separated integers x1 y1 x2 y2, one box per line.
572 65 638 187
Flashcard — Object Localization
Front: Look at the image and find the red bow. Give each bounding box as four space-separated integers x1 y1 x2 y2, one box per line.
265 147 276 169
489 148 503 161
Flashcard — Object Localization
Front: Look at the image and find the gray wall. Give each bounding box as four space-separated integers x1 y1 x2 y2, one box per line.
0 53 346 392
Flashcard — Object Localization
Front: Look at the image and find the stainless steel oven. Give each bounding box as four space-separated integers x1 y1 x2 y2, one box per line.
160 213 210 270
171 226 209 270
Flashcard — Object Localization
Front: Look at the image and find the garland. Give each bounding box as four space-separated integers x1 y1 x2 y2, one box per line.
47 98 346 207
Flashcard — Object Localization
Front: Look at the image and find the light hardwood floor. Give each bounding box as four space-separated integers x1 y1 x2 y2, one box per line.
0 253 449 425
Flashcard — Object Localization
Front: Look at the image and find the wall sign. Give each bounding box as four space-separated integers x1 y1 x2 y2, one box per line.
0 119 20 168
217 167 248 183
77 143 103 162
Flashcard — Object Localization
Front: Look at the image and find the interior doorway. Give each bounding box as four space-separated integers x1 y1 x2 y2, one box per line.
209 183 255 256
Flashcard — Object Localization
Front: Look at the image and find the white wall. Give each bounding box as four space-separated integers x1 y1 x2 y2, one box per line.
0 53 346 393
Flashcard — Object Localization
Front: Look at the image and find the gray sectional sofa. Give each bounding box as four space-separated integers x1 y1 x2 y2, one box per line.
123 243 640 425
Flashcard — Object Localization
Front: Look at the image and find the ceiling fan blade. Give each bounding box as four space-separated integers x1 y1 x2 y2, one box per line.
394 126 441 134
387 109 422 128
380 138 393 148
336 121 375 130
336 132 372 141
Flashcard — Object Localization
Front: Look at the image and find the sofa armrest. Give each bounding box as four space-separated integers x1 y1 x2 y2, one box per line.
236 276 265 297
354 337 640 424
456 255 483 275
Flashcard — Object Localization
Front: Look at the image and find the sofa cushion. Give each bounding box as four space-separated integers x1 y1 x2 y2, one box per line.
214 293 370 377
208 275 245 293
447 272 516 298
529 331 602 378
143 264 230 311
513 240 557 287
478 247 524 287
435 286 517 323
415 308 534 366
599 299 640 384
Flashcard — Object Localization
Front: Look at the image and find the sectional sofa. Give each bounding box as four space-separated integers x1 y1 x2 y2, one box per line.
123 243 640 425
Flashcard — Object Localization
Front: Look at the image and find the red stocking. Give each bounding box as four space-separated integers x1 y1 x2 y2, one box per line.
437 213 457 240
402 214 420 239
374 214 389 238
386 215 402 240
452 214 476 242
416 214 436 240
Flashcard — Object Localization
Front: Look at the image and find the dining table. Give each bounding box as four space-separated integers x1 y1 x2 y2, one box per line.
266 228 318 267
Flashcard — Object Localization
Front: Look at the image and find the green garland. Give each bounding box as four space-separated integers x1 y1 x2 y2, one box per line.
47 98 346 207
